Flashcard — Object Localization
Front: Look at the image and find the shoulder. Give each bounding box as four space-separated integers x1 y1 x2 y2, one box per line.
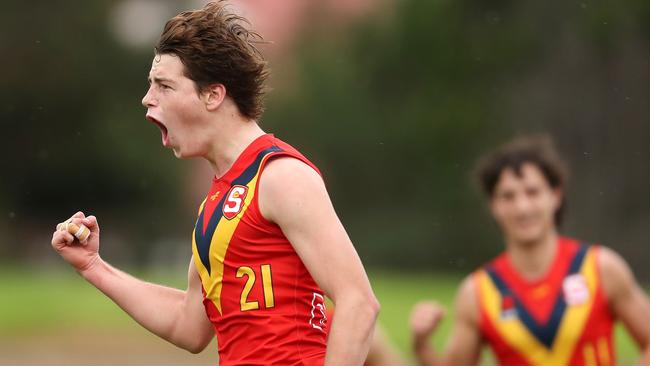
597 245 631 279
455 274 480 325
596 245 636 302
261 156 322 185
258 156 327 223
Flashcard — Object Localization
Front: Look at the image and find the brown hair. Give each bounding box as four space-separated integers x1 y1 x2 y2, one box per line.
474 135 569 225
155 1 269 120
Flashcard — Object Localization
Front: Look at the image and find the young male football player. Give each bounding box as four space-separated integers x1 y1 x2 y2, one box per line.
409 136 650 365
51 2 379 365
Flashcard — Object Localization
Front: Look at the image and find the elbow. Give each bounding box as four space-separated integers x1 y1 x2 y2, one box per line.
358 292 381 324
369 294 381 321
331 289 380 325
170 322 213 354
186 343 207 354
183 337 212 354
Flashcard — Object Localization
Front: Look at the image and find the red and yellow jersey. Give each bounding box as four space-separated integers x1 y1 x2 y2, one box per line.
475 237 615 366
191 134 328 365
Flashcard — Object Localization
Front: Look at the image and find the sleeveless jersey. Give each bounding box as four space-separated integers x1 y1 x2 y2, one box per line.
475 237 615 366
191 134 328 365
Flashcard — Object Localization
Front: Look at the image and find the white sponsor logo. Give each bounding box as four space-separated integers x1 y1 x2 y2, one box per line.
309 292 327 332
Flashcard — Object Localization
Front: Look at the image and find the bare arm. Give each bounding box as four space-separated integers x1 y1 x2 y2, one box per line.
259 158 380 366
365 323 409 366
410 277 482 366
599 246 650 365
51 212 214 353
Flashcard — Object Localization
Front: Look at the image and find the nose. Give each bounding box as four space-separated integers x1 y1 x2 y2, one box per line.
142 86 156 108
513 194 533 213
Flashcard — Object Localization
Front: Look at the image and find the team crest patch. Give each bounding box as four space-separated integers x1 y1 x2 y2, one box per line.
563 273 590 306
222 185 249 220
501 294 518 319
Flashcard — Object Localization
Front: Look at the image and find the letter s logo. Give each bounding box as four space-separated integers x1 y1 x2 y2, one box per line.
223 185 248 220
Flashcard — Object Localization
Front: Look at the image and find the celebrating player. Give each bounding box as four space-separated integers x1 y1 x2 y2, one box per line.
409 136 650 365
51 2 379 365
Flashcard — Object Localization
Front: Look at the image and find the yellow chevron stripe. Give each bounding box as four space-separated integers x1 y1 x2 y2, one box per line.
546 249 598 364
196 198 207 216
192 153 275 314
478 270 549 365
478 247 599 365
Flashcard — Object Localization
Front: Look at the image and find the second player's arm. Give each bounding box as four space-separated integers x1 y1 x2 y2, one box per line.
599 247 650 365
259 157 380 366
410 277 482 366
365 324 409 366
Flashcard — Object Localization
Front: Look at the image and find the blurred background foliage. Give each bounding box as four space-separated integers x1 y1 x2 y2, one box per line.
2 0 649 364
2 0 649 277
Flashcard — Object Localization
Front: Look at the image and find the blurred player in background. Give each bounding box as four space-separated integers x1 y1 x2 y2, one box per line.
50 2 379 365
409 136 650 365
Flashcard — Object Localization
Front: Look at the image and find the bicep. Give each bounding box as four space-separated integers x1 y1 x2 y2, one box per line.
444 319 482 366
600 247 650 348
185 258 214 336
615 286 650 348
444 278 482 366
259 158 373 301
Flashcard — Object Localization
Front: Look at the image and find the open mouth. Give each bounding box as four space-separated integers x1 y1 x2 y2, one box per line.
146 115 169 146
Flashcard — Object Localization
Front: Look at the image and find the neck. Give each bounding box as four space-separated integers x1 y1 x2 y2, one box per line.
204 117 265 178
505 230 558 281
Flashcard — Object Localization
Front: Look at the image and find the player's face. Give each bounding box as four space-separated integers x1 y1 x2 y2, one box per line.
490 163 561 246
141 54 209 158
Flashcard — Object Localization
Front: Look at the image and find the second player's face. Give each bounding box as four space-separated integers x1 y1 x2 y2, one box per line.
490 163 561 246
141 54 209 158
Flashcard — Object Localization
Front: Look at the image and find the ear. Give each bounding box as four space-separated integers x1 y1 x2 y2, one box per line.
552 186 563 210
201 83 226 111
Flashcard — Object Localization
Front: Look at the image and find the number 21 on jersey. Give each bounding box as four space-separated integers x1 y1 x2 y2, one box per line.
236 264 275 312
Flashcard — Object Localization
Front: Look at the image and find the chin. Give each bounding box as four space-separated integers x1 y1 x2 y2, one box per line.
508 227 544 244
512 229 546 245
173 148 203 160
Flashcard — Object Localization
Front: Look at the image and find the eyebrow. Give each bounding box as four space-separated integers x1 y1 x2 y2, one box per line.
148 76 175 85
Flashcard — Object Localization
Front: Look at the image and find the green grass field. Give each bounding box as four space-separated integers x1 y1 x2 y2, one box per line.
0 267 642 364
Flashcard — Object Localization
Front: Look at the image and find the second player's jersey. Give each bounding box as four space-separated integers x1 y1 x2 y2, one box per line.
475 237 614 366
191 134 328 366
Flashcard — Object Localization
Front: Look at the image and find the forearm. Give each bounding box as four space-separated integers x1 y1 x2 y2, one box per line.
325 295 380 366
79 258 195 349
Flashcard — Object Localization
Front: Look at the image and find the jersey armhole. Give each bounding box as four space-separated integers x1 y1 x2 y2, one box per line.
591 245 611 306
247 151 322 227
196 198 208 216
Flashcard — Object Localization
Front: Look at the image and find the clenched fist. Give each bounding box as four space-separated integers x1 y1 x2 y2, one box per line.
409 301 446 344
51 211 101 272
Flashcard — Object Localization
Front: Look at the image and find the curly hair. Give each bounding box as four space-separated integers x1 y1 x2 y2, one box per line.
155 1 270 120
475 135 569 225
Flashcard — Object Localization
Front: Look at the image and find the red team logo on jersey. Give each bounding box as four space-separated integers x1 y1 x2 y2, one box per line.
223 185 248 220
